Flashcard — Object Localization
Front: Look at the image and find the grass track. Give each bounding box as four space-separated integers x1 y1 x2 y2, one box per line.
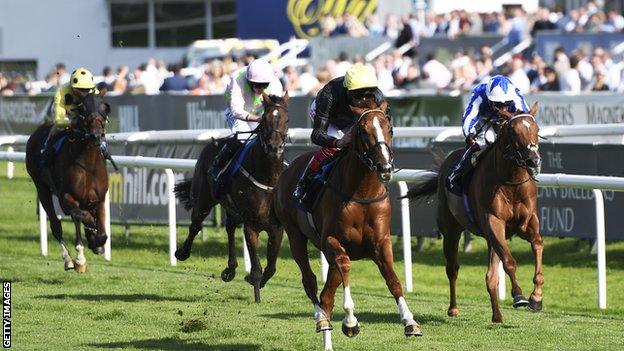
1 162 624 351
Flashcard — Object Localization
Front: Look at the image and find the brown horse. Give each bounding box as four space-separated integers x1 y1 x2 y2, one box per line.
273 101 422 351
404 103 543 323
25 93 111 272
174 93 288 303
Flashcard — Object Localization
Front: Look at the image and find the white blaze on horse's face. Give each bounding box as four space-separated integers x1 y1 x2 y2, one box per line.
272 109 278 117
528 144 539 153
522 119 531 130
372 116 391 163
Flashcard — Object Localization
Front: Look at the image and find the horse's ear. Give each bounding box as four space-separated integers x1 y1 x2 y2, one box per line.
349 105 364 117
496 106 514 119
529 101 538 116
99 102 111 117
262 92 270 105
282 90 289 104
380 100 388 112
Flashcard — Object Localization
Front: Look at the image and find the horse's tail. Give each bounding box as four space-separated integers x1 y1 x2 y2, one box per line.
401 172 439 200
400 151 444 201
174 179 193 211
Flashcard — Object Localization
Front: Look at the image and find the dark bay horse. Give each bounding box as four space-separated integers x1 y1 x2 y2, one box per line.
174 93 288 303
273 101 422 351
25 94 111 272
404 103 543 323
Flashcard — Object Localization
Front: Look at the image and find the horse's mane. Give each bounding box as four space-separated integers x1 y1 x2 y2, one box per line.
266 94 282 105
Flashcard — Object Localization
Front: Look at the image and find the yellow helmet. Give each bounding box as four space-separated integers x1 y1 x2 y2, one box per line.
343 64 378 90
70 68 95 89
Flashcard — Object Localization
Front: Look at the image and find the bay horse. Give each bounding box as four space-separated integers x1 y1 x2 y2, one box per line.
174 93 288 303
273 100 422 351
25 93 111 272
404 103 543 323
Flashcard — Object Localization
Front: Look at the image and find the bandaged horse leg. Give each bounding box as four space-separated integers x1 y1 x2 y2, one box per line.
373 235 422 336
317 265 342 351
73 218 88 272
60 240 74 271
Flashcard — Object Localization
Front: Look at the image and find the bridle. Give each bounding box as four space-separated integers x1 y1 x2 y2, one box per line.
257 102 289 154
352 108 394 172
73 102 107 144
497 113 540 183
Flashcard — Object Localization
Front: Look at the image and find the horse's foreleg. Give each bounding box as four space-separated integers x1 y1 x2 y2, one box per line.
38 187 73 270
72 218 87 273
373 235 422 336
175 206 211 261
62 193 96 227
286 227 319 304
318 264 341 351
486 244 503 323
243 226 263 303
485 214 527 308
527 213 544 311
220 215 239 282
260 226 283 288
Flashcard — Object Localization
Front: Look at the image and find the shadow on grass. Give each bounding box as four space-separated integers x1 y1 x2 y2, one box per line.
260 311 447 325
408 237 624 269
87 338 261 351
38 293 199 303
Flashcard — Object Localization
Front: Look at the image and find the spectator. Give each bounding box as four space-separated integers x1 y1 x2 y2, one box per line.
483 12 500 33
475 45 494 80
538 66 561 91
589 69 610 91
560 55 582 92
553 46 570 76
282 66 301 93
160 64 189 92
97 81 109 97
606 10 624 32
335 52 352 77
383 14 400 40
206 60 228 94
109 65 129 95
395 15 416 57
450 50 477 91
507 8 528 47
42 73 59 93
366 14 384 36
422 53 452 89
190 74 211 95
531 7 557 35
508 55 531 94
298 65 320 95
55 63 70 85
101 66 115 87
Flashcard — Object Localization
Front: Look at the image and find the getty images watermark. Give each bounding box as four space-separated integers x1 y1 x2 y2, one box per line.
2 281 10 348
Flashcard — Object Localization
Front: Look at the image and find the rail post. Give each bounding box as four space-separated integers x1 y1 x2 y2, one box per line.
398 181 413 292
593 189 607 309
165 169 177 266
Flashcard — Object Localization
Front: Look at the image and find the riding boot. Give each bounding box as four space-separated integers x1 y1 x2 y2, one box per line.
293 157 316 200
447 146 478 196
209 143 233 182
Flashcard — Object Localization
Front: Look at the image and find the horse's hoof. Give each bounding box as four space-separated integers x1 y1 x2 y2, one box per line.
64 260 75 271
491 316 503 324
316 320 333 333
513 295 529 308
175 249 190 261
341 323 360 337
404 324 423 337
447 307 459 317
528 297 543 312
74 262 87 273
221 267 236 282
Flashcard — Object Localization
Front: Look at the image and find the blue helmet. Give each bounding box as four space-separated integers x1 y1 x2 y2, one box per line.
486 75 517 103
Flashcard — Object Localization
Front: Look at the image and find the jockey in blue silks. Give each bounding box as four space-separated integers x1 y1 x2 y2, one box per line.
447 75 530 195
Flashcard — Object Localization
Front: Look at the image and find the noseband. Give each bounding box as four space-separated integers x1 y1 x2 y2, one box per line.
353 109 394 171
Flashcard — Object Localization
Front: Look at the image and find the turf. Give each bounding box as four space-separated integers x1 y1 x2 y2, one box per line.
1 162 624 351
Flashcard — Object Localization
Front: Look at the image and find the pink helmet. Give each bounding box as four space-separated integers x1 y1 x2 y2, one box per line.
246 59 274 83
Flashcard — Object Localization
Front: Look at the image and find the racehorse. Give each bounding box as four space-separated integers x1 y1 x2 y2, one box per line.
403 103 543 323
273 100 422 351
25 93 111 273
174 93 288 303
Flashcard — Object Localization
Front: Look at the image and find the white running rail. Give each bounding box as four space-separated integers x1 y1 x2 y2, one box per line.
0 151 620 310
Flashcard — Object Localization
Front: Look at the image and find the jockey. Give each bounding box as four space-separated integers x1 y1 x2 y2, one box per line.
293 63 385 200
447 75 529 195
41 68 108 186
208 58 283 183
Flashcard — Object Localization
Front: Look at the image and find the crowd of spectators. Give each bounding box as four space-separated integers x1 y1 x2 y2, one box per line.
1 2 623 97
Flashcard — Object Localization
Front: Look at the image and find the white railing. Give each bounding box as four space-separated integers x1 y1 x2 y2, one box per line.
3 123 624 149
0 150 620 309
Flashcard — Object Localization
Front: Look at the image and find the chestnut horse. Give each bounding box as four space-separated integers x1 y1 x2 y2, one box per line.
174 93 288 303
273 101 422 351
404 103 543 323
25 93 111 272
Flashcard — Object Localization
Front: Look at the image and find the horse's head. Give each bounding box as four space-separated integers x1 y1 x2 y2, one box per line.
258 92 289 158
497 102 541 177
349 100 394 183
74 93 111 145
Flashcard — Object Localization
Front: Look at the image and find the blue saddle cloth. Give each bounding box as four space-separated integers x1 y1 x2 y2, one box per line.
228 138 257 176
297 151 344 212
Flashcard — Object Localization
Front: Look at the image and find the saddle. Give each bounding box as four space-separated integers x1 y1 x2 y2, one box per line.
38 125 70 168
298 150 346 212
211 138 255 199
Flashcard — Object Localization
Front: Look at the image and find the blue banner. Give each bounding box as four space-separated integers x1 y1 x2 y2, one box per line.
236 0 378 41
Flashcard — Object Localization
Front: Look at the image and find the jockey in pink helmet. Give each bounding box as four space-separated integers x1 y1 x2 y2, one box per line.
209 58 283 185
